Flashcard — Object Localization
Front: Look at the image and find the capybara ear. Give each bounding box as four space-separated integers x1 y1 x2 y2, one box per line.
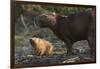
52 12 56 16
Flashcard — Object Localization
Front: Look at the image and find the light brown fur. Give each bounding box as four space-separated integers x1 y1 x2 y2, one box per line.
30 37 53 56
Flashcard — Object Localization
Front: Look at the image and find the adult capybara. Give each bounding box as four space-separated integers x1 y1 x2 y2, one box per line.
37 12 96 58
29 37 54 56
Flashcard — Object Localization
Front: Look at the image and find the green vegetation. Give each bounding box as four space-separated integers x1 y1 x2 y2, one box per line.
15 4 93 17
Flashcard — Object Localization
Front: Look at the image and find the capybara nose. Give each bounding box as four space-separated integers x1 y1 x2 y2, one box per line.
29 38 33 44
29 39 32 41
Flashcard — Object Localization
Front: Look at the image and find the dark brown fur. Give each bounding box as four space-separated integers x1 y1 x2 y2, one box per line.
37 12 96 59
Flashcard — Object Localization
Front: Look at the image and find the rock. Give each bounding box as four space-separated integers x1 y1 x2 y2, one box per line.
62 57 80 63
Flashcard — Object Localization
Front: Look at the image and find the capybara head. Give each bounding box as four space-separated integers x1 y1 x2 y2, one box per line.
29 37 54 56
29 37 38 47
37 12 57 28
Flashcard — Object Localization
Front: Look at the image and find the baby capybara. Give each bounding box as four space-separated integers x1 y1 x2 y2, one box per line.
29 37 54 56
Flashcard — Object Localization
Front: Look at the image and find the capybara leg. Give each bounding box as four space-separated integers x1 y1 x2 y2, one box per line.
67 45 72 56
87 36 96 60
40 49 45 56
46 46 53 56
65 39 72 57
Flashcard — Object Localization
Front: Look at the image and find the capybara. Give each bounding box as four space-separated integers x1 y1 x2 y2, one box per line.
37 12 96 58
29 37 54 56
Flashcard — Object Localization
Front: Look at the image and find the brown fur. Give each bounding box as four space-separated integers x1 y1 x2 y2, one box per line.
37 12 95 58
30 37 53 56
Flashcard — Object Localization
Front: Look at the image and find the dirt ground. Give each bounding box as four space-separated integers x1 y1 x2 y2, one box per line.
15 33 92 65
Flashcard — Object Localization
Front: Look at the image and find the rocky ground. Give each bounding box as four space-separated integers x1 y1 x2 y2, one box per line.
15 33 93 65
